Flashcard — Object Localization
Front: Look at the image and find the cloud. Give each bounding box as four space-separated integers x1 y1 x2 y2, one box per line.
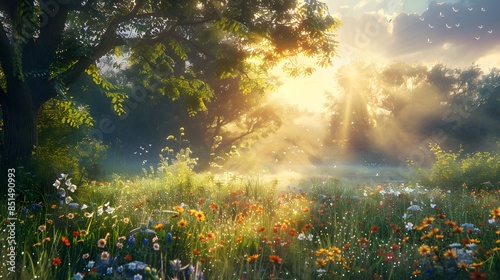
335 0 500 67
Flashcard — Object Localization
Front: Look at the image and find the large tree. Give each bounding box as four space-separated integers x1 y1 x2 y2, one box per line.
0 0 339 169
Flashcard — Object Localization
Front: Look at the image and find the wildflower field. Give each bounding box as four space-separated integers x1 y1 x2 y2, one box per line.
2 158 500 280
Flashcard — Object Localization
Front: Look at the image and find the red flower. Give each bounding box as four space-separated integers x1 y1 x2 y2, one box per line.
72 231 79 237
370 225 380 233
124 253 133 261
52 257 62 267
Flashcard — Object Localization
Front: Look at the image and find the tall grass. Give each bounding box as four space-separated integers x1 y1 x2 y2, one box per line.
2 164 500 279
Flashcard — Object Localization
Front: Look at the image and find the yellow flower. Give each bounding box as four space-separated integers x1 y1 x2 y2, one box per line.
178 219 188 227
315 248 329 256
443 249 457 258
173 206 184 213
471 262 483 268
418 245 431 256
491 207 500 218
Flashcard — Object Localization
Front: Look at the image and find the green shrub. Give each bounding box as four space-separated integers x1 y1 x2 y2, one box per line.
411 144 500 190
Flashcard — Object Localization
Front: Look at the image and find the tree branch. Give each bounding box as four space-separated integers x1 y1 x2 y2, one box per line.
50 0 149 94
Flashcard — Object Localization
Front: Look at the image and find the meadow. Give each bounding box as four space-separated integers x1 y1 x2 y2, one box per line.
2 151 500 280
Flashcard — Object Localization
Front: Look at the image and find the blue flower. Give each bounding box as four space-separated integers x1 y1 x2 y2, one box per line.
117 266 124 273
128 262 137 271
106 267 113 275
30 204 43 214
128 234 135 246
185 265 194 277
424 268 433 278
68 203 79 209
166 233 173 244
142 238 148 246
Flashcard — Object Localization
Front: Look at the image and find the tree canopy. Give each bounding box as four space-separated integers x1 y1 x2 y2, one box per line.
0 0 340 170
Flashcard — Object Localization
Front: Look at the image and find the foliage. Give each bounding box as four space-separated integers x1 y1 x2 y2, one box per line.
36 98 108 183
410 144 500 191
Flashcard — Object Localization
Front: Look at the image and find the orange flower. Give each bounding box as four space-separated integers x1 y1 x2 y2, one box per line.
154 223 163 230
269 255 283 264
423 217 435 224
51 257 62 267
256 226 266 233
412 269 421 275
402 237 409 243
61 236 70 247
236 237 243 243
357 237 369 243
445 220 457 227
303 207 310 212
193 249 201 255
178 219 188 227
418 245 431 256
302 223 313 231
206 232 215 240
209 203 218 210
316 259 327 266
370 225 380 233
436 213 446 219
247 254 259 262
453 226 463 233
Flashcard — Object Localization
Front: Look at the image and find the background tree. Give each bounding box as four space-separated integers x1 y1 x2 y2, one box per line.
324 61 500 164
0 0 339 173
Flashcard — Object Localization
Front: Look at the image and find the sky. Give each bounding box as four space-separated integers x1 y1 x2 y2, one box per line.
271 0 500 112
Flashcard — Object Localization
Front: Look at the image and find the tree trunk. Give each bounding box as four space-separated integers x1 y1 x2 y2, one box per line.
1 81 39 168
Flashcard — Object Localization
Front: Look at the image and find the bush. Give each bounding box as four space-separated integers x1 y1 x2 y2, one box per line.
411 144 500 190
